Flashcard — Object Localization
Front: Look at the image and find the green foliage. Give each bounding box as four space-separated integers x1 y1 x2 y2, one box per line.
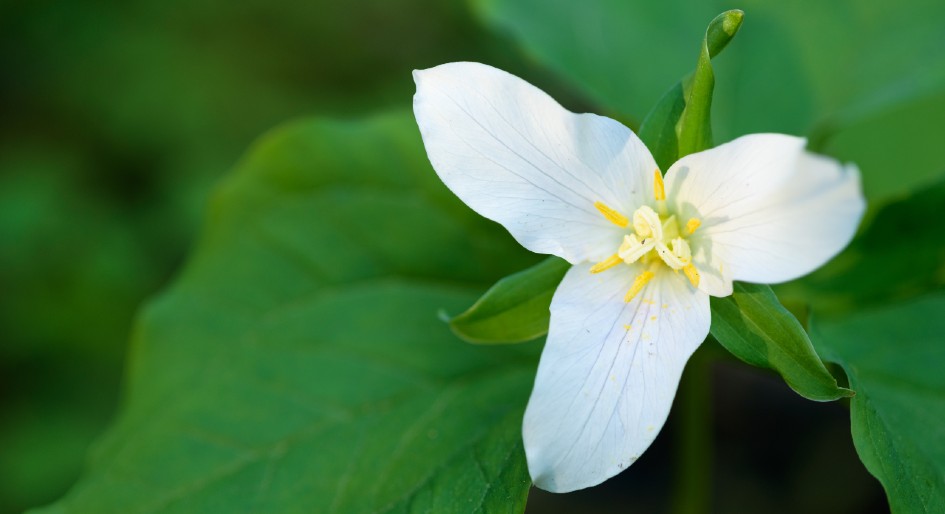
30 112 538 514
674 10 742 159
469 0 722 123
471 0 945 204
813 295 945 513
709 283 851 401
639 10 743 168
448 257 567 344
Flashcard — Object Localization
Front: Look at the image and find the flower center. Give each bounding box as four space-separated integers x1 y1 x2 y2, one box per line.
591 170 702 302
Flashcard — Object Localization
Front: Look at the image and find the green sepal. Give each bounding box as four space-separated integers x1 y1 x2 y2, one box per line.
710 282 852 401
448 257 569 344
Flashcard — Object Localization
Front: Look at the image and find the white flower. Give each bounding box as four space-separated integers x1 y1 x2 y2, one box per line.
412 62 865 493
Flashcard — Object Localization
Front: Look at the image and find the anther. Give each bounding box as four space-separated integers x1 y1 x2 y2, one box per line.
683 264 700 288
625 271 655 303
685 218 701 234
590 254 622 274
653 170 666 201
594 201 629 228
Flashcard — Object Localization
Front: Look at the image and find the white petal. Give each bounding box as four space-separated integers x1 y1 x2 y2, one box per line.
664 134 865 292
413 62 657 263
523 264 710 492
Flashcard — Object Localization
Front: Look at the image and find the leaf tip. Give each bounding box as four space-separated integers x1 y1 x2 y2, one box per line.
437 308 453 324
722 9 744 36
705 9 745 58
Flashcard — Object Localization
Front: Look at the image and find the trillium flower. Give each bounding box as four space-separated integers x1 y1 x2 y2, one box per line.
412 62 865 493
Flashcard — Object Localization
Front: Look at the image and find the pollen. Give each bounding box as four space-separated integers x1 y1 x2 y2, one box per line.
624 271 654 303
683 264 700 287
590 254 622 274
685 218 701 234
594 201 629 228
653 170 666 201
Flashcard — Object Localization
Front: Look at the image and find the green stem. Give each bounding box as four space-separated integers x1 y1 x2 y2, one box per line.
671 344 714 514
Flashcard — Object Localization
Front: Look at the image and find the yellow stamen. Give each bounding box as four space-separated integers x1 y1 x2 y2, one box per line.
683 264 700 288
590 254 622 274
653 169 666 201
594 201 629 228
625 271 655 303
685 217 701 234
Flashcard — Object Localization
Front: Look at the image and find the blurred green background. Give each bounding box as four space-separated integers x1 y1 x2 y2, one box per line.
0 1 527 510
2 0 941 512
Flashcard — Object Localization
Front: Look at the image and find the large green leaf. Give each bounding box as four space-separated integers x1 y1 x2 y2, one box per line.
32 111 540 514
471 0 945 204
812 294 945 513
709 283 851 401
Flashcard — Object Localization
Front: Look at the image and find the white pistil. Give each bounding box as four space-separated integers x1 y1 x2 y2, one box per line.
632 206 663 240
655 237 692 270
618 234 654 264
